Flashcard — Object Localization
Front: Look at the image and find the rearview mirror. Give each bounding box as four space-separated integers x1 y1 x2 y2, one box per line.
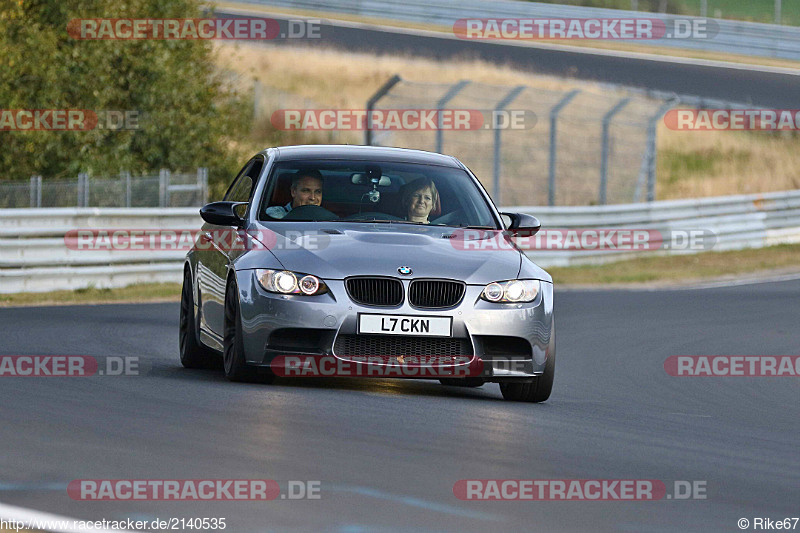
200 201 247 227
351 173 391 186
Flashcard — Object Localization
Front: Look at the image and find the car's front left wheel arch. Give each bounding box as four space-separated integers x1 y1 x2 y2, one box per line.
223 274 274 384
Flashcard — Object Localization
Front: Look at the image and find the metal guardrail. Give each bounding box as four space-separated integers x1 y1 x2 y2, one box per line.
238 0 800 59
2 191 800 292
519 189 800 265
0 208 200 293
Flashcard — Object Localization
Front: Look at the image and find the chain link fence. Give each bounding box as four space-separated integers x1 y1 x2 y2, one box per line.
365 77 679 206
0 169 208 209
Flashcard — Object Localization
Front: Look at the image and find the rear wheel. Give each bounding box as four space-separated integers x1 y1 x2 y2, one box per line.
179 269 215 369
500 323 556 403
223 278 274 383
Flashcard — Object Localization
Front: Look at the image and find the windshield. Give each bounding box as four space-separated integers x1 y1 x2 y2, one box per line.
257 160 499 228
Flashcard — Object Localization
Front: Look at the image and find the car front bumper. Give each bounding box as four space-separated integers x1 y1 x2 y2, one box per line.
235 269 554 382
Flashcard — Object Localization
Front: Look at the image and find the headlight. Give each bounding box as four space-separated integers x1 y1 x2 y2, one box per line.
481 279 540 303
256 269 327 295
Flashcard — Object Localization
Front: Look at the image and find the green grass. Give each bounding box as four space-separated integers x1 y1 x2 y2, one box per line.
659 146 752 186
549 243 800 285
0 283 181 307
700 0 799 24
525 0 800 25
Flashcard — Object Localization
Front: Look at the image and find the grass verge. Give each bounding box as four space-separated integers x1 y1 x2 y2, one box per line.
0 283 181 307
548 243 800 285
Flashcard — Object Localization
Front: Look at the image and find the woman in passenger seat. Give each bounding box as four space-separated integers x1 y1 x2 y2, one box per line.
401 178 438 224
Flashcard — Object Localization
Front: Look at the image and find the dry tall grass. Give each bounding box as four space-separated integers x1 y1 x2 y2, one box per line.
215 42 800 202
657 128 800 198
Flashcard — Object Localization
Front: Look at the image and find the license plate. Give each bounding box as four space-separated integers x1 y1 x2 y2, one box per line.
358 314 452 337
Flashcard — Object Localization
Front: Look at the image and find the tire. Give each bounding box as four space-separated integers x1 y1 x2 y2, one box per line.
499 323 556 403
179 268 215 369
439 378 485 388
223 278 274 383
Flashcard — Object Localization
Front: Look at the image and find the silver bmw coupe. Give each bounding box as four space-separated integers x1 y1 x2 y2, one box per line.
180 145 555 402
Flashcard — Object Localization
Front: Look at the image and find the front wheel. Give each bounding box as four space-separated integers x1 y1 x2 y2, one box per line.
223 278 274 383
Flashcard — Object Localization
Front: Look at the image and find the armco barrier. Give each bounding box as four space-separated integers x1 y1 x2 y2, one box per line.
0 208 200 293
521 189 800 266
2 191 800 292
238 0 800 60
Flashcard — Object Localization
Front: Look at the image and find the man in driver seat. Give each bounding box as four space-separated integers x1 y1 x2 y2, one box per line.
265 169 323 219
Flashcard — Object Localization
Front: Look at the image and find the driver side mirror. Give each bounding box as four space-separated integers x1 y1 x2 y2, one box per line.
501 212 541 236
200 201 247 227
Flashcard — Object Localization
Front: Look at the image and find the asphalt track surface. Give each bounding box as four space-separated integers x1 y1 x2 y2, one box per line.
218 11 800 109
1 280 798 532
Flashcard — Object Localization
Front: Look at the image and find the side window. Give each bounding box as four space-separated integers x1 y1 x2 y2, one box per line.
224 161 252 202
225 156 263 203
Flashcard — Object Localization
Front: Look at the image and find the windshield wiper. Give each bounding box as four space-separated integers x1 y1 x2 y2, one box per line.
444 225 497 230
341 219 425 225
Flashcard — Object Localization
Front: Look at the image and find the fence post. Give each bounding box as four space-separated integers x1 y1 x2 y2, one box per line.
492 85 526 207
121 171 132 208
435 80 470 154
30 176 42 208
599 97 630 205
253 79 261 121
634 98 676 202
159 169 171 207
78 173 89 207
365 74 402 146
76 174 82 207
548 89 580 206
197 167 209 205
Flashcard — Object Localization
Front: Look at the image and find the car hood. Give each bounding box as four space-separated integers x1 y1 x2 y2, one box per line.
242 222 538 285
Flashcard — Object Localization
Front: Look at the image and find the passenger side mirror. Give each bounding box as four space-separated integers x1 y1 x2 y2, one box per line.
500 212 541 236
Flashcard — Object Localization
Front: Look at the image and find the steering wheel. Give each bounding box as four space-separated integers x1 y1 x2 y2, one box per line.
281 205 339 221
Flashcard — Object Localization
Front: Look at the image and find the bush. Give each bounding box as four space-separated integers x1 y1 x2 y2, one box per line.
0 0 249 190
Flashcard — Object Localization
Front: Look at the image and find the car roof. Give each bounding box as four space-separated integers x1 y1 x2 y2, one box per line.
262 145 465 168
